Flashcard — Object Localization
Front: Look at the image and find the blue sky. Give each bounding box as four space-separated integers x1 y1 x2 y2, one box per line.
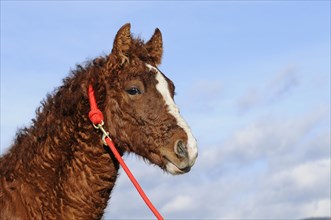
1 1 330 219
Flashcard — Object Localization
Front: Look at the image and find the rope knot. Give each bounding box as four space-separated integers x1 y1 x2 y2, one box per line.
88 109 104 125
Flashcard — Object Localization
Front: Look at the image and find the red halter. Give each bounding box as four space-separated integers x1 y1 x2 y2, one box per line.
88 84 164 220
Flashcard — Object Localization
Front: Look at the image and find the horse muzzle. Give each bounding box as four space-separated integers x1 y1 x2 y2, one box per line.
163 137 198 175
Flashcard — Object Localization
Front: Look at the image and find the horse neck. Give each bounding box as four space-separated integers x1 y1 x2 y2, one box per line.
0 68 120 219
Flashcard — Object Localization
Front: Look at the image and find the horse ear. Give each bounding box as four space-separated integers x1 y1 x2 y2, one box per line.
112 23 132 59
146 28 163 65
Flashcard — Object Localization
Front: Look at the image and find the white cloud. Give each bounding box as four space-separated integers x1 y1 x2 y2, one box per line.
161 195 194 214
236 65 301 113
267 65 300 98
199 106 329 171
237 88 261 112
301 199 331 218
243 159 330 219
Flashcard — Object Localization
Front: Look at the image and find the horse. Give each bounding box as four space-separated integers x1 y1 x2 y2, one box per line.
0 23 198 219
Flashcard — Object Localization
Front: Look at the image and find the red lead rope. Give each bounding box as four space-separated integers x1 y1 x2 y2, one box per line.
88 84 164 220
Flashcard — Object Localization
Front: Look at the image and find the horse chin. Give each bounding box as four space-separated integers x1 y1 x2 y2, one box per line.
165 162 189 175
166 163 183 175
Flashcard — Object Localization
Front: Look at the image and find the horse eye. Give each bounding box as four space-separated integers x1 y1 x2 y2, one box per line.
126 87 141 95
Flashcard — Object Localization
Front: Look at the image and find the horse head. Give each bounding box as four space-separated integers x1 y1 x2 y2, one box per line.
90 23 198 175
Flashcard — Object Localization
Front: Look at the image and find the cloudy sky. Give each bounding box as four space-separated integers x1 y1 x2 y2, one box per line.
1 1 330 219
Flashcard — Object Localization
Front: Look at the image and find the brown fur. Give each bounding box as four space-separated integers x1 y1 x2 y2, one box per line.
0 23 190 219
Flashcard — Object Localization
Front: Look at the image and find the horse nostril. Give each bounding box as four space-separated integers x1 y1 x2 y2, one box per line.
175 140 188 158
180 166 191 173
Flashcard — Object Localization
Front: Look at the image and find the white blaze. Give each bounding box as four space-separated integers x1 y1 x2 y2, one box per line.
146 64 198 166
